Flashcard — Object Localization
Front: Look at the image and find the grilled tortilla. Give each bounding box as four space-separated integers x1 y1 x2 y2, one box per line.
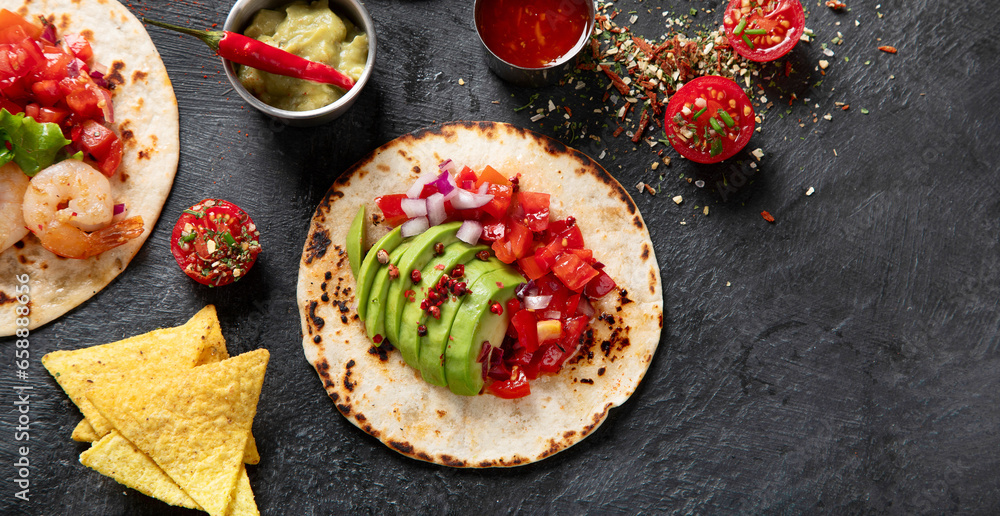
0 0 179 335
298 122 663 467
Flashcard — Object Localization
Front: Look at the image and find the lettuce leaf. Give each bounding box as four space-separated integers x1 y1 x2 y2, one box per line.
0 108 72 176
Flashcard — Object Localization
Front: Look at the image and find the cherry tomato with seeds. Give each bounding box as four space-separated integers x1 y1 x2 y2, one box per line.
663 75 755 164
723 0 805 62
170 199 262 286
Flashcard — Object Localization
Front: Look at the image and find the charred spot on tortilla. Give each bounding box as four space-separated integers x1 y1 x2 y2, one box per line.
106 61 126 88
641 243 650 260
376 164 390 172
307 301 324 332
411 165 420 174
321 293 330 302
131 70 148 83
0 292 15 305
313 335 322 344
368 345 390 361
304 228 332 265
618 289 633 305
355 413 366 423
389 440 414 455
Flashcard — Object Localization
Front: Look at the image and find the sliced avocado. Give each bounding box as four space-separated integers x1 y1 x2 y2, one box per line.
418 257 506 386
355 226 403 321
444 268 525 396
346 204 365 278
395 242 488 371
384 221 464 355
363 241 411 345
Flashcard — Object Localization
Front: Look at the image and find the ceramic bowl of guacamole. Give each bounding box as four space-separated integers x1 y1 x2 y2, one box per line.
223 0 376 126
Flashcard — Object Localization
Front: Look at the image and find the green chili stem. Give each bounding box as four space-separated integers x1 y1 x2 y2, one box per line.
180 232 197 243
734 17 748 35
222 231 238 247
693 106 708 120
709 117 725 133
183 209 204 218
742 33 755 49
718 109 735 127
744 28 767 35
710 138 723 157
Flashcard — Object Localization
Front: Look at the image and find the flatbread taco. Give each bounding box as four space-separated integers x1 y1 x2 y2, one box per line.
298 121 662 467
0 0 179 335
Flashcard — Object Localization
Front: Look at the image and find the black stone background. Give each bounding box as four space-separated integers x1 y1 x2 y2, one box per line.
1 0 998 513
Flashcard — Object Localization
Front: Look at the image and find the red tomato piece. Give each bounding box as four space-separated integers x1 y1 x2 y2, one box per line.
537 343 567 374
62 33 93 62
170 199 262 287
556 224 585 249
491 237 516 264
517 254 549 280
516 191 550 231
374 193 408 226
584 269 618 298
723 0 805 62
564 248 593 263
487 366 531 399
455 165 478 189
480 217 506 242
29 79 60 105
552 253 600 292
475 166 513 219
77 119 121 176
33 45 73 81
664 75 755 164
0 10 42 39
506 219 532 259
564 293 581 318
511 309 538 353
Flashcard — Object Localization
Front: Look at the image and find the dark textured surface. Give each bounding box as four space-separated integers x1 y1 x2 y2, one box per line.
2 0 999 513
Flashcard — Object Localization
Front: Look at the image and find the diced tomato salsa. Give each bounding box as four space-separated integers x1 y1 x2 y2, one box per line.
0 9 121 176
376 162 619 398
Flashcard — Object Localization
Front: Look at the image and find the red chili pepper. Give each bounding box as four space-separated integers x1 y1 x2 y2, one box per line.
144 18 355 91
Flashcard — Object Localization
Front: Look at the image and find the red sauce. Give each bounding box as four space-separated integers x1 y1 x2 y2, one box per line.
476 0 591 69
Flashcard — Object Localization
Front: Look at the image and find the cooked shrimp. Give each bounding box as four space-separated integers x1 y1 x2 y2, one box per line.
22 160 143 259
0 163 31 253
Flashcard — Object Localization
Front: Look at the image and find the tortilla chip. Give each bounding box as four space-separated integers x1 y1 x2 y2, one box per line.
86 349 269 516
43 305 226 436
71 418 99 442
81 430 259 515
80 430 200 510
73 418 260 465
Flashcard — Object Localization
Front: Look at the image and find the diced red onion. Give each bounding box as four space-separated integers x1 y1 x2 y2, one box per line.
456 220 482 244
462 180 475 190
113 203 126 215
41 25 57 44
401 216 429 237
438 159 458 174
523 295 552 310
449 189 494 210
515 280 535 300
431 169 456 196
577 297 595 317
406 173 438 198
67 59 81 78
400 198 427 218
98 87 113 123
90 71 108 89
426 193 447 226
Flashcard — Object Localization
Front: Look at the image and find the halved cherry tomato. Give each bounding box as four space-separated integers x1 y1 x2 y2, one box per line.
664 75 755 164
170 199 262 286
723 0 805 62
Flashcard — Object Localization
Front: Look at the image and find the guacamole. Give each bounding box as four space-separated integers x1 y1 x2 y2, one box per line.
238 0 368 111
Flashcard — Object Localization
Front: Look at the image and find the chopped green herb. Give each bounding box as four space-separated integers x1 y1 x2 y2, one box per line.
860 108 869 114
513 93 540 112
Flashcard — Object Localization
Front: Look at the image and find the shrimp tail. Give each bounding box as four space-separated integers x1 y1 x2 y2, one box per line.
37 216 145 259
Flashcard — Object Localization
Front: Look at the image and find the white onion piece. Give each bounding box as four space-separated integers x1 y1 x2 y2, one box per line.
442 187 459 202
477 183 489 195
523 295 553 311
406 173 439 199
450 190 494 210
542 310 561 320
456 220 483 244
426 193 447 226
401 216 429 237
400 198 428 218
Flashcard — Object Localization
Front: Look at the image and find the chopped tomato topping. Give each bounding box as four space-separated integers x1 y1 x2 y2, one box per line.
552 253 600 292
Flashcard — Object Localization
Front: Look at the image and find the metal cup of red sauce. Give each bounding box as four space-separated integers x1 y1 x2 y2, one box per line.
474 0 596 87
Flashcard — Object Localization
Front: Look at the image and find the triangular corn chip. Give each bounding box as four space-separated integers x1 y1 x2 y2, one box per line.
86 349 268 516
43 305 227 436
73 417 261 465
80 430 259 515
